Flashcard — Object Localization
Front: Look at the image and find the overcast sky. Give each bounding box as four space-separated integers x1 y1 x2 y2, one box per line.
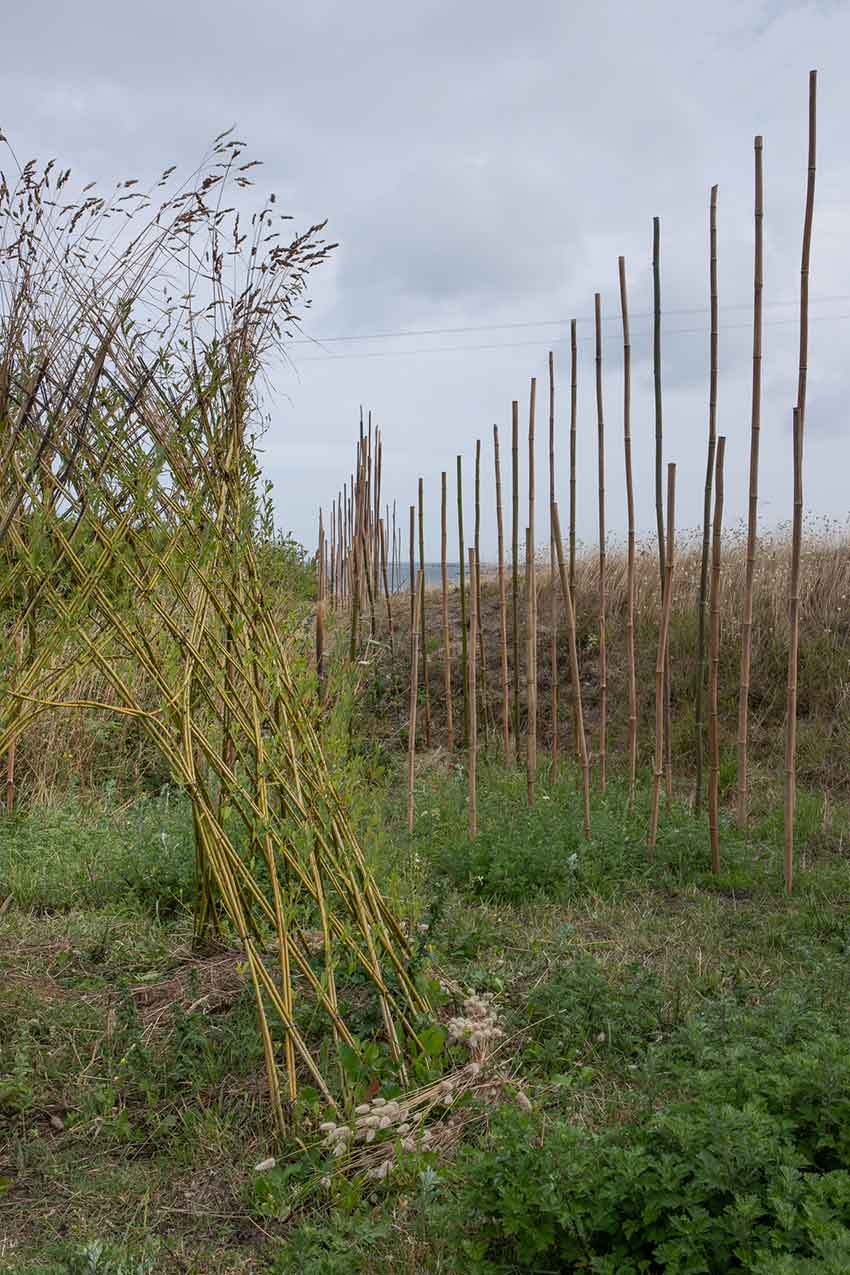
4 0 849 557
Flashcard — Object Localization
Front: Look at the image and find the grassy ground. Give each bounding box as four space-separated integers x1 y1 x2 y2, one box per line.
3 753 850 1272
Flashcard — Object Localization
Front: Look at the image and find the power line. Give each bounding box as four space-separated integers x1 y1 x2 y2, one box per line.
290 293 850 350
298 310 850 362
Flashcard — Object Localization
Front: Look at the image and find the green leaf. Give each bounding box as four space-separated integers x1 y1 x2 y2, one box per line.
419 1025 447 1059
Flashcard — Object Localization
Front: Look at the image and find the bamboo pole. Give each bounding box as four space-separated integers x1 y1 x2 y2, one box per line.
569 319 577 604
407 570 423 834
348 528 361 661
785 410 803 894
391 499 397 593
649 464 676 853
374 434 382 585
528 378 537 753
474 439 488 729
548 350 558 762
595 293 607 793
696 185 719 816
329 501 336 610
737 141 764 830
379 518 395 665
363 527 377 640
786 69 817 897
418 477 432 748
440 471 454 751
653 217 674 807
316 601 325 697
511 401 520 748
619 258 637 806
457 455 469 748
526 527 536 806
708 438 726 873
467 548 478 840
409 505 415 627
552 502 590 837
494 424 510 757
653 218 665 584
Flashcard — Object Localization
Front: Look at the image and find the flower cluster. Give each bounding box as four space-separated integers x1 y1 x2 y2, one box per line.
319 1094 435 1176
447 993 504 1058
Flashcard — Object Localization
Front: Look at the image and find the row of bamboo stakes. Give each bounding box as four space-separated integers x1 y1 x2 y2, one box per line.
314 72 817 895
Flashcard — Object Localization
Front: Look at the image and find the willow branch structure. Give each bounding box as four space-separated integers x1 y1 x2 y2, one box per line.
0 140 429 1131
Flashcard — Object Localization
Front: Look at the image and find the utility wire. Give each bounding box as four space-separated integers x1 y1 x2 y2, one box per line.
298 310 850 362
290 292 850 349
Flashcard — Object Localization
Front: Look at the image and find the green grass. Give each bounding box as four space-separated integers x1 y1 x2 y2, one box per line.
2 760 850 1272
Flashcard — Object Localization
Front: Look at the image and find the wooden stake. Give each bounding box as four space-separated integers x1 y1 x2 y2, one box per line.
468 548 478 839
528 379 537 749
786 69 817 896
548 350 558 762
407 571 423 835
418 478 432 748
653 217 673 807
511 401 520 748
408 505 415 627
494 424 510 757
595 293 607 793
440 471 454 751
737 141 764 829
696 185 718 816
619 259 637 806
316 601 325 697
474 439 488 729
552 502 590 837
457 455 469 748
708 438 726 874
649 464 676 853
653 217 665 584
569 320 577 605
526 527 536 806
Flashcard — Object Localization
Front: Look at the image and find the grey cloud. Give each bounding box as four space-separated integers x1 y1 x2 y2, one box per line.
2 0 849 556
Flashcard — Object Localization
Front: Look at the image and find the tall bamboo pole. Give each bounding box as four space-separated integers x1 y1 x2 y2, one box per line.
511 401 520 748
467 548 478 840
653 218 665 583
786 69 817 896
653 216 673 805
418 477 432 748
619 258 637 805
526 527 536 806
595 293 608 792
409 505 415 627
552 502 590 837
494 424 510 757
548 350 558 762
649 464 676 853
696 185 719 816
708 438 726 874
440 471 454 751
737 139 765 829
528 379 537 753
457 455 469 748
407 571 423 835
569 319 577 604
